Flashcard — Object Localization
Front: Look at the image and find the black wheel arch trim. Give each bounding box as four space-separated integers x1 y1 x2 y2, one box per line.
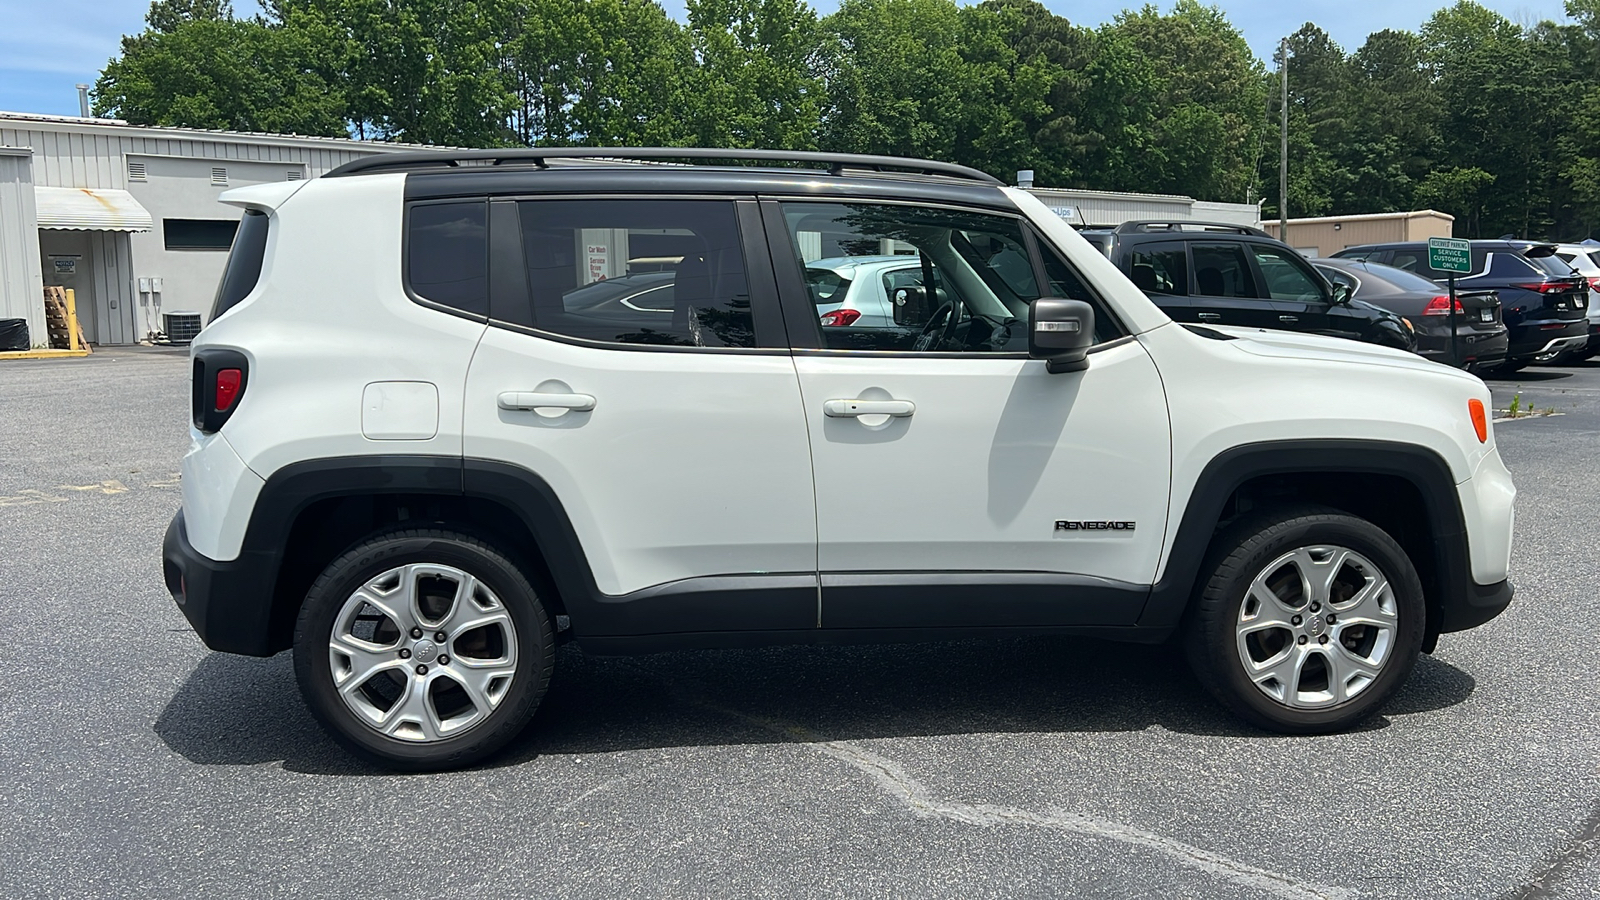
1136 439 1502 644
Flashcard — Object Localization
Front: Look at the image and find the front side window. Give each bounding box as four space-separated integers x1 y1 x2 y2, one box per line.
1127 242 1188 295
1250 245 1326 302
1191 243 1259 298
407 200 488 316
514 199 753 348
781 202 1044 353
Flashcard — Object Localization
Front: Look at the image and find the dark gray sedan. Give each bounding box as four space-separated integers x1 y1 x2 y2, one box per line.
1313 257 1509 371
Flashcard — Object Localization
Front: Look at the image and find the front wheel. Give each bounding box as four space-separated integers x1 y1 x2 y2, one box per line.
293 529 554 771
1184 507 1425 734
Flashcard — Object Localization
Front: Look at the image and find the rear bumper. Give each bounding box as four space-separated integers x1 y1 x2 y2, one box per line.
163 509 280 657
1508 320 1587 360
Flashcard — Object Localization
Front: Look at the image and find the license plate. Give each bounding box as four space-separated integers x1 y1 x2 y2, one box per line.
1480 309 1493 322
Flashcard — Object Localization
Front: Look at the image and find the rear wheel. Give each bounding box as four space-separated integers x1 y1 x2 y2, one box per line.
1185 507 1425 734
293 529 554 771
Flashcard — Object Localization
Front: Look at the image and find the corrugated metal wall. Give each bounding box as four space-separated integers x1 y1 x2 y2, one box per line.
0 123 390 190
0 149 45 346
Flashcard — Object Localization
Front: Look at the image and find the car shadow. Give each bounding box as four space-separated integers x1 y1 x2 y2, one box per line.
1487 369 1575 382
155 638 1476 776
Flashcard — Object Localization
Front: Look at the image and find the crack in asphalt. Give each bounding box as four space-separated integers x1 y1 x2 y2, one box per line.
1503 799 1600 900
636 664 1357 900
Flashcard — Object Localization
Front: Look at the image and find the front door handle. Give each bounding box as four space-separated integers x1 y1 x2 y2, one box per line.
498 391 596 412
824 398 915 418
1278 315 1299 323
1197 312 1223 321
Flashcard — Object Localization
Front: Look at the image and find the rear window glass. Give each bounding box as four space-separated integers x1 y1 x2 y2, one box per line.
1362 264 1442 292
806 268 852 306
209 209 269 321
1523 252 1577 277
407 201 488 317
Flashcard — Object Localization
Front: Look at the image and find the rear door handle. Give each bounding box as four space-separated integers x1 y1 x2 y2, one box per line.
1278 315 1299 323
1197 312 1222 321
824 399 915 418
497 391 596 412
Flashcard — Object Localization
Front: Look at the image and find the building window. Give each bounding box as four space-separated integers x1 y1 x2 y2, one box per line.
127 160 147 181
211 167 228 186
165 219 239 251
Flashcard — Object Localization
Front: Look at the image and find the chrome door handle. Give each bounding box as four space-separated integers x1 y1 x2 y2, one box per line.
1278 315 1299 323
824 398 915 418
497 391 596 411
1197 312 1222 321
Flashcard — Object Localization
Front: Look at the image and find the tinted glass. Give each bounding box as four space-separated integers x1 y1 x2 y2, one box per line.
515 199 752 348
1523 252 1576 277
1191 243 1258 297
806 267 852 306
1387 248 1430 274
1127 242 1188 295
209 210 268 321
1361 263 1444 293
1036 238 1122 343
1316 266 1357 292
1489 253 1541 278
780 202 1038 352
408 201 488 316
166 219 239 251
1250 246 1324 301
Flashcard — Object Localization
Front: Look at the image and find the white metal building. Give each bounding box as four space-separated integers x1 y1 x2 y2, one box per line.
0 112 426 347
1021 183 1262 231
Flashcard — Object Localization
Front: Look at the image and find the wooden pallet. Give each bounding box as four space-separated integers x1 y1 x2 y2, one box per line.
42 287 90 353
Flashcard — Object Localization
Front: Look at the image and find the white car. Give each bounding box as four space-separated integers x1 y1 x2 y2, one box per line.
1553 243 1600 361
807 255 925 329
163 148 1517 770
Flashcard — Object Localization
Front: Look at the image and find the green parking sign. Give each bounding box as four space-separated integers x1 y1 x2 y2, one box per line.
1428 237 1471 274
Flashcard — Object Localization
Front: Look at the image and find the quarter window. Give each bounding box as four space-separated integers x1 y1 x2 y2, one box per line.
407 201 488 317
512 199 754 348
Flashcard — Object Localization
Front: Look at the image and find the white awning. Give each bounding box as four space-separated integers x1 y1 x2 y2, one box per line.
34 186 154 232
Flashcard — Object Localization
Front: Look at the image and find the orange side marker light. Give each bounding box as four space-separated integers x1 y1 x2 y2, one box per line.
1468 399 1487 443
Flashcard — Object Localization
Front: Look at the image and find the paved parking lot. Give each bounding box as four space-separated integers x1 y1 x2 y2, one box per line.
2 347 1598 899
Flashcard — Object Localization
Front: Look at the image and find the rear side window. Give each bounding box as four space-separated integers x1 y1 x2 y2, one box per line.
1387 248 1430 274
1191 243 1258 297
1522 252 1577 277
513 199 753 348
407 200 488 317
1126 242 1188 295
1488 253 1542 278
209 209 269 321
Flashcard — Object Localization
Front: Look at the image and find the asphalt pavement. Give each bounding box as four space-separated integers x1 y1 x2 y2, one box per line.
1 347 1598 899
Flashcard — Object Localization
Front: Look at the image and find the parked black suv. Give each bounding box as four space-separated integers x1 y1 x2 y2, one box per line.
1082 222 1415 351
1332 240 1588 370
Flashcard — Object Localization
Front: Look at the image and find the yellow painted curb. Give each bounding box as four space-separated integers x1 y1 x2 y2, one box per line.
0 349 92 360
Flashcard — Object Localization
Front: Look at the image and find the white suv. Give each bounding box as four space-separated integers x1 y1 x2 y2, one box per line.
1554 243 1600 361
163 149 1517 770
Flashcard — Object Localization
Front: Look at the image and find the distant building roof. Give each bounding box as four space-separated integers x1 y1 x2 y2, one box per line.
0 110 447 153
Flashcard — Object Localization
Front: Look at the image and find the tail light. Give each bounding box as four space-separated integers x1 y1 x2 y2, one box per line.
1422 296 1464 316
820 309 861 327
1589 277 1599 292
192 348 249 433
1511 282 1572 294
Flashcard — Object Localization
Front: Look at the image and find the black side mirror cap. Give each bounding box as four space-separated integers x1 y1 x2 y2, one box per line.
1029 297 1095 374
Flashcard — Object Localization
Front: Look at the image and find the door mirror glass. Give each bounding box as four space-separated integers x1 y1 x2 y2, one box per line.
1331 282 1353 304
890 284 931 326
1030 297 1095 373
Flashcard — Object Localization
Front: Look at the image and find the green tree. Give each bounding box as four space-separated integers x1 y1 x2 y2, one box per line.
94 1 347 135
687 0 824 149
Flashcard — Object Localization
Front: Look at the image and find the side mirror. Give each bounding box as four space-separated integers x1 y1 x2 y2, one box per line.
1030 297 1095 374
1331 283 1353 304
891 285 931 326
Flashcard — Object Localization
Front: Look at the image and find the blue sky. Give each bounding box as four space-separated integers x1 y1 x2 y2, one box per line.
0 0 1574 118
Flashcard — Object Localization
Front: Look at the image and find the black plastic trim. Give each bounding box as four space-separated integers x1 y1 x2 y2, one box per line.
191 347 249 433
580 624 1176 656
1136 440 1495 640
821 571 1146 628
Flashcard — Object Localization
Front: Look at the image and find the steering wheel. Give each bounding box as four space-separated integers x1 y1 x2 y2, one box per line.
911 302 955 352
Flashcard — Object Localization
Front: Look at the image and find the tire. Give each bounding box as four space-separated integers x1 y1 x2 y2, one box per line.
1184 506 1425 734
293 529 554 771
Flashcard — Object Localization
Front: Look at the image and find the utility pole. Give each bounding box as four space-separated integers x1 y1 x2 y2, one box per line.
1278 37 1289 241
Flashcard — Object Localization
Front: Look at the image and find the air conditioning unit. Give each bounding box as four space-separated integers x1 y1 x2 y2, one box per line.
163 310 203 345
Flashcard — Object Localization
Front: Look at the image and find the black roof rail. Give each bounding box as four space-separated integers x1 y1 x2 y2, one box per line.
1114 220 1272 238
323 147 1004 185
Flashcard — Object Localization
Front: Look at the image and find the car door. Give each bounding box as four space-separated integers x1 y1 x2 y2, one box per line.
765 197 1171 630
462 196 819 637
1189 241 1282 329
1245 243 1348 338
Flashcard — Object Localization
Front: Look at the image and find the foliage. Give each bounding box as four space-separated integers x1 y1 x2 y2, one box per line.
93 0 1600 240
